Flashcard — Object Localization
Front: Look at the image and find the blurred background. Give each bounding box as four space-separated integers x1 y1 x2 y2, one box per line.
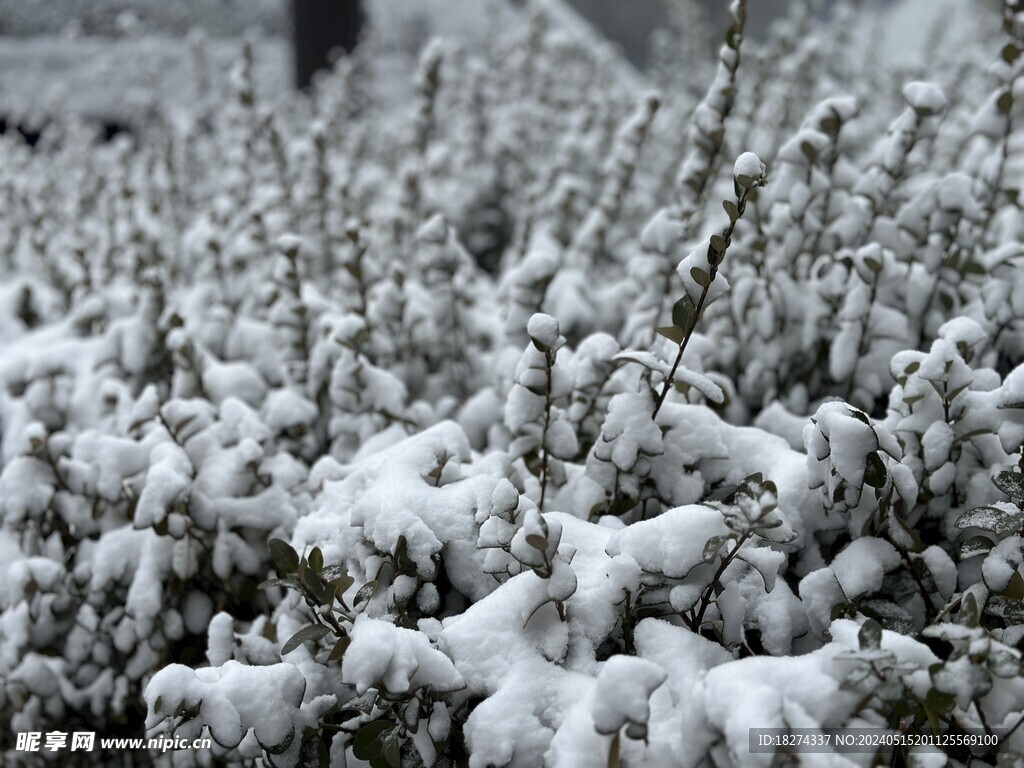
0 0 987 142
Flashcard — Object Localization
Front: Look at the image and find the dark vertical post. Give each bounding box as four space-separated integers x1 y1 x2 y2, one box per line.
293 0 363 90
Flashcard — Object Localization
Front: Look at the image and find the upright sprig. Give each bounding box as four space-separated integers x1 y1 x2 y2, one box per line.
651 153 767 419
675 0 748 220
627 0 749 347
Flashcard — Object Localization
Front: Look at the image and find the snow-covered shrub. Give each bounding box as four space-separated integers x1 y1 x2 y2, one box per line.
4 0 1024 765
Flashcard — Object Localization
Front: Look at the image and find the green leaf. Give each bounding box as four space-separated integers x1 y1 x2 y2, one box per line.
863 453 887 488
672 295 696 330
993 471 1024 501
298 559 320 594
848 408 870 425
269 539 299 575
985 596 1024 621
924 687 955 714
998 90 1014 114
331 573 356 600
886 506 923 552
281 624 332 655
702 534 731 563
960 535 994 559
607 730 621 768
261 724 297 755
861 599 916 635
526 533 548 550
381 732 401 768
955 506 1024 538
858 618 883 650
1002 42 1021 63
655 325 684 344
308 547 324 574
962 259 985 276
726 25 739 49
353 721 393 762
299 730 330 768
257 577 298 591
902 394 925 409
960 592 981 628
690 267 711 288
722 199 740 223
354 580 377 607
1005 570 1024 601
328 635 351 662
709 234 728 254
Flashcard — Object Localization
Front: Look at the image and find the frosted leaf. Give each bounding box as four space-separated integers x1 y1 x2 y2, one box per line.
0 457 56 523
544 415 579 460
673 366 725 404
937 316 987 349
591 656 666 734
144 661 308 751
920 421 954 472
135 443 192 529
275 233 303 254
808 402 878 487
902 81 947 115
830 538 901 598
829 322 861 381
417 213 449 244
594 392 663 472
428 701 451 742
935 173 978 216
613 350 670 378
527 313 563 352
1000 365 1024 409
207 612 235 667
640 208 684 254
798 568 846 635
204 361 268 408
918 546 957 600
547 558 577 602
605 505 729 579
981 536 1023 592
733 151 766 186
262 389 318 431
932 656 994 709
926 461 956 496
342 616 464 695
737 546 785 592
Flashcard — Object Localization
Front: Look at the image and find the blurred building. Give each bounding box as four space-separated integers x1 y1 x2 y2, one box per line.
564 0 832 69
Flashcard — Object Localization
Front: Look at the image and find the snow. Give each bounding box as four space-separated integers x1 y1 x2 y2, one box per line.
733 151 766 184
417 213 449 244
527 312 562 352
1 1 1022 764
591 655 667 735
640 208 685 254
829 537 901 598
145 660 320 753
982 536 1023 592
920 421 954 472
902 81 948 115
593 392 663 473
605 505 730 580
807 402 878 488
342 616 464 695
918 546 957 600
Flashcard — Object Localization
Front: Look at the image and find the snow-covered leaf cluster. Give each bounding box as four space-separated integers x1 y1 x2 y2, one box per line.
3 0 1024 766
